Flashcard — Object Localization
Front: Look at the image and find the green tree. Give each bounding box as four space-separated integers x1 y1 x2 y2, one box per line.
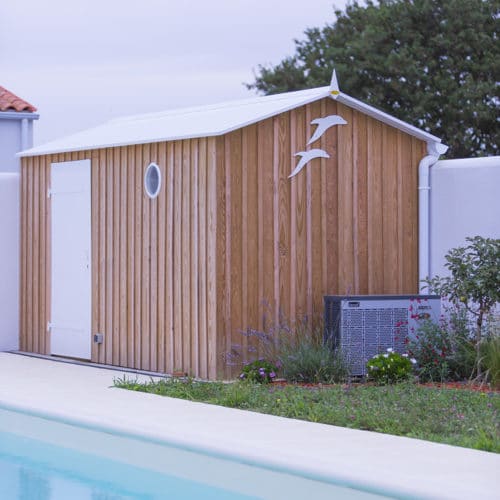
425 236 500 376
248 0 500 159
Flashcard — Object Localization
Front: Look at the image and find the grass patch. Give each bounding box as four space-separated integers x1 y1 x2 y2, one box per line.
114 377 500 453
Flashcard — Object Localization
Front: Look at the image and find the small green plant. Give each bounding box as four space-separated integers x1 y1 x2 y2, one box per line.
366 348 415 385
239 359 278 384
480 335 500 389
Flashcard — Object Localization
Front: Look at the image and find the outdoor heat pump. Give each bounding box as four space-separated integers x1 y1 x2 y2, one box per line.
324 295 441 376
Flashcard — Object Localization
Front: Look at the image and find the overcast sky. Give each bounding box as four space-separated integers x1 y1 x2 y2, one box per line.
1 0 347 145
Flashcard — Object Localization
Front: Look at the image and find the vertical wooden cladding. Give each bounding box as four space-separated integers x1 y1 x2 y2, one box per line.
20 155 50 354
216 99 424 377
92 140 217 378
20 141 217 379
121 139 216 378
20 97 426 379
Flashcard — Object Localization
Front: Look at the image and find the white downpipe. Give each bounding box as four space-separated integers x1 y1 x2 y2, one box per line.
418 142 449 291
21 118 29 150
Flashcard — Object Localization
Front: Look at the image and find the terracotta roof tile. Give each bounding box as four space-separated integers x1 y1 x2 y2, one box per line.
0 85 37 112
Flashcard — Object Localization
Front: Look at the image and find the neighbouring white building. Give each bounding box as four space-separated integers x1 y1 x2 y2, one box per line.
0 85 38 173
0 86 38 350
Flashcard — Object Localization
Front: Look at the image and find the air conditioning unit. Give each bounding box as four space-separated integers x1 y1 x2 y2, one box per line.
324 295 441 376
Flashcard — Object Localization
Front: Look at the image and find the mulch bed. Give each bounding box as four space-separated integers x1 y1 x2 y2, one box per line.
271 380 499 393
419 381 499 393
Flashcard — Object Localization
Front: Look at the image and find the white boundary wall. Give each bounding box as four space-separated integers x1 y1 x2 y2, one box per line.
430 156 500 278
0 173 19 350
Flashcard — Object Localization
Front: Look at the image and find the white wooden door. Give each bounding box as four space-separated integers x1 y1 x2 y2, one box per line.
50 160 91 359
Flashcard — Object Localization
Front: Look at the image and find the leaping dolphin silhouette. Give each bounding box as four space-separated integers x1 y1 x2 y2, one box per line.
307 115 347 145
289 149 330 178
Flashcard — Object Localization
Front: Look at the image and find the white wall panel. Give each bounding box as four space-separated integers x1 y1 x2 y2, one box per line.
0 173 19 350
430 156 500 278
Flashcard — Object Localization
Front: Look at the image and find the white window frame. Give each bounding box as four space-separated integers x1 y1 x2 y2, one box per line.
144 162 162 198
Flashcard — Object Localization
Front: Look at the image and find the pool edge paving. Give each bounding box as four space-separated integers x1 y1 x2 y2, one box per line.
0 352 498 499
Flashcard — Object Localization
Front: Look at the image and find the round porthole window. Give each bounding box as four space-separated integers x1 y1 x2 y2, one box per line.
144 162 161 198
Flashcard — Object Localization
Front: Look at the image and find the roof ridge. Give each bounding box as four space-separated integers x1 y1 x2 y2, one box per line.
110 86 329 124
0 85 37 112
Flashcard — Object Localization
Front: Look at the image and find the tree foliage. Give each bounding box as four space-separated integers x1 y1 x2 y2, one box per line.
248 0 500 159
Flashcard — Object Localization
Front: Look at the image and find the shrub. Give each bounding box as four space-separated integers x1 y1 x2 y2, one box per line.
239 359 278 384
445 310 479 381
424 236 500 376
229 311 349 384
366 348 415 385
278 337 349 384
409 306 486 382
408 319 451 382
272 319 349 383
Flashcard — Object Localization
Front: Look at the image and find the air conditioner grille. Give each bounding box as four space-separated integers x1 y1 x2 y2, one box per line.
324 295 440 376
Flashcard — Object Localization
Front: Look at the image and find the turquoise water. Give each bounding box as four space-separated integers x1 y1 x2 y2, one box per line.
0 407 392 500
0 430 257 500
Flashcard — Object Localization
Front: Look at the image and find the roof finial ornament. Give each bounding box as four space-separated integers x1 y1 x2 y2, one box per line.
329 69 340 98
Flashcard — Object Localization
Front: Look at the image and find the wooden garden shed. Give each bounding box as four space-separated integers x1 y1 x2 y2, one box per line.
19 74 446 379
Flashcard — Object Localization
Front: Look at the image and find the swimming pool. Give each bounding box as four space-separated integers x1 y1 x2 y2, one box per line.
0 406 390 499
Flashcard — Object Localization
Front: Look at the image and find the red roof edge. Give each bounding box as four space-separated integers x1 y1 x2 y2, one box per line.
0 85 37 112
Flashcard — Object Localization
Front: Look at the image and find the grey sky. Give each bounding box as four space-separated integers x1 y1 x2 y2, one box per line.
1 0 346 145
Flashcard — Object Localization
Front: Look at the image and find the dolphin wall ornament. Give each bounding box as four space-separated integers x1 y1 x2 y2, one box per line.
289 149 330 179
307 115 347 145
288 68 347 179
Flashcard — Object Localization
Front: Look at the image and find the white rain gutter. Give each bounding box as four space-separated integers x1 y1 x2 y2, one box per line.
0 110 39 121
418 141 448 290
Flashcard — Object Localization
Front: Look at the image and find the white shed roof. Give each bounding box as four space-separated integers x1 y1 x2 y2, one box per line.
19 86 443 157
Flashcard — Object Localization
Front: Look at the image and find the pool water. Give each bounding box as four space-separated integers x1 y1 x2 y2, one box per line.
0 407 391 499
0 430 256 499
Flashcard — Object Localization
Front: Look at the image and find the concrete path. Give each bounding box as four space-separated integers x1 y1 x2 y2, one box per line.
0 352 498 499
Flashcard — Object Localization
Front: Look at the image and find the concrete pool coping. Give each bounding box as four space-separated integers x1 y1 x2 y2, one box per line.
0 352 498 499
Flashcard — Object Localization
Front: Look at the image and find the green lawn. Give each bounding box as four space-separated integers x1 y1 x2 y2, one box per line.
114 377 500 453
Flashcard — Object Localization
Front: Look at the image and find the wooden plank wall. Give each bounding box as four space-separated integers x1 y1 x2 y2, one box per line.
215 98 426 377
20 97 426 379
20 141 219 379
20 155 49 356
